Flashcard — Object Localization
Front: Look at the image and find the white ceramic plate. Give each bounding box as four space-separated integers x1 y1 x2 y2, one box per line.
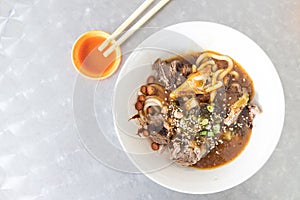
113 22 285 194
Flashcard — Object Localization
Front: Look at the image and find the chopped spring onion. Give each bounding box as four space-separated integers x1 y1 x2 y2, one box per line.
200 118 209 126
200 130 208 136
213 124 221 133
207 104 214 112
208 131 214 137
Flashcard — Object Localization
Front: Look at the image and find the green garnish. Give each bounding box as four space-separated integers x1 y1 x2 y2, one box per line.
208 131 214 137
213 124 221 133
207 104 214 112
200 130 208 136
200 118 209 126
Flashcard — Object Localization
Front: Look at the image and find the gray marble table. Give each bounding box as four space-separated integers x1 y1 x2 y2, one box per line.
0 0 299 199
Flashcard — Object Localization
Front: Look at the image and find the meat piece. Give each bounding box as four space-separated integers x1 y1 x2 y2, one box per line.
166 105 219 166
169 138 208 166
248 104 261 118
247 104 262 128
147 113 164 127
198 93 210 103
152 59 187 90
152 59 171 88
224 108 243 126
147 113 170 145
224 91 249 126
149 131 169 145
180 63 193 76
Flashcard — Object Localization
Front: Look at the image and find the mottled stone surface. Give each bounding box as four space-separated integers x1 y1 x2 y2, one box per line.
0 0 299 199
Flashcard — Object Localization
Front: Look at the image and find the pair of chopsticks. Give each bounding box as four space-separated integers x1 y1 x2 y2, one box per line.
99 0 171 57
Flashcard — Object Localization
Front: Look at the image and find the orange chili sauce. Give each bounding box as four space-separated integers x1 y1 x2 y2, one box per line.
72 31 122 79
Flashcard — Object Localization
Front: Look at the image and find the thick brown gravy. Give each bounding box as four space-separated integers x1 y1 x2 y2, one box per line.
194 129 251 169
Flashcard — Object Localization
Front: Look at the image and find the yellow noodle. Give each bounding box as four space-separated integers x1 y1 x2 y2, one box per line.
205 81 223 93
197 60 215 71
212 69 223 85
196 52 211 66
223 75 230 87
211 64 218 72
217 56 233 80
210 69 223 102
210 90 217 103
195 52 233 80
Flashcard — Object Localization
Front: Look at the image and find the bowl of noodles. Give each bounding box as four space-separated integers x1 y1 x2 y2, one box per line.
113 21 285 194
